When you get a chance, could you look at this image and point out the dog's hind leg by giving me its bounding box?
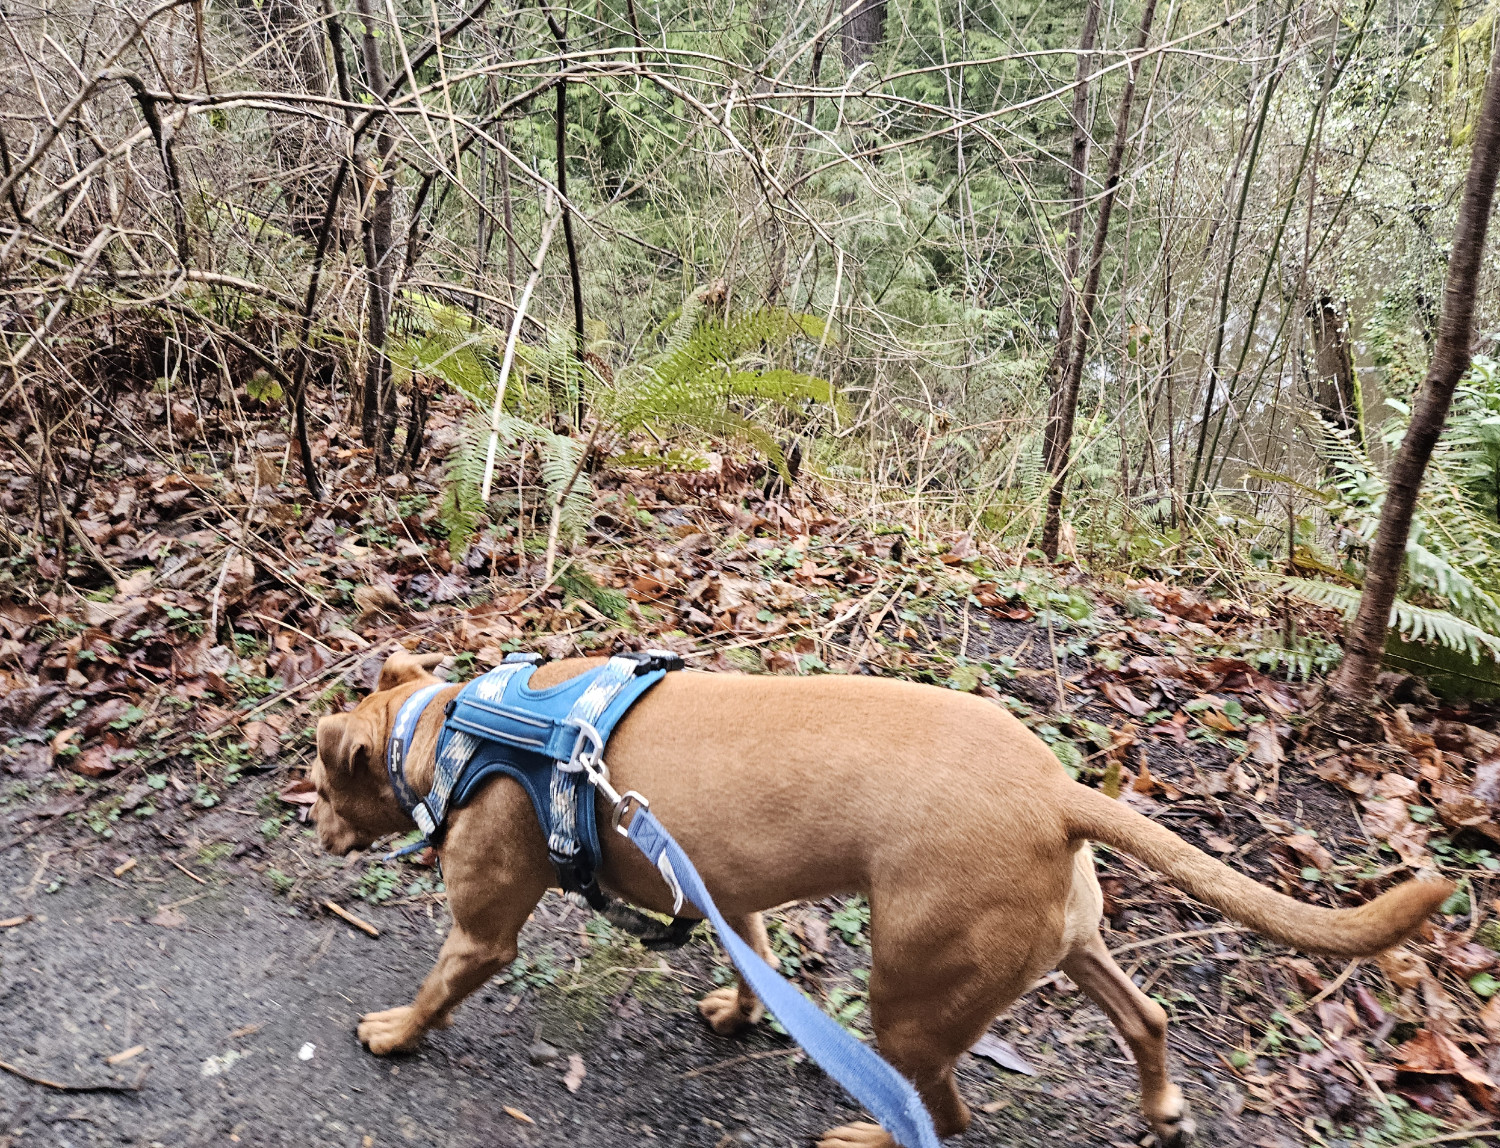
[697,912,777,1036]
[818,934,1039,1147]
[1059,932,1192,1147]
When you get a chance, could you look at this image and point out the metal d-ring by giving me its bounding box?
[563,718,605,775]
[611,790,650,837]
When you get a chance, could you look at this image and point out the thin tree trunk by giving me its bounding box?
[1306,295,1363,443]
[1323,31,1500,721]
[1185,0,1295,501]
[1043,0,1102,464]
[355,0,399,470]
[546,9,587,428]
[1039,0,1158,559]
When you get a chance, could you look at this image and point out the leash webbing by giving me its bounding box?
[625,808,941,1148]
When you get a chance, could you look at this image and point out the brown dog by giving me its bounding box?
[312,653,1451,1148]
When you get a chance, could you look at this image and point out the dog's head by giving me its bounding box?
[310,652,444,854]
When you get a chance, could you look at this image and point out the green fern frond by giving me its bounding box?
[440,417,488,558]
[556,570,631,621]
[1273,575,1500,663]
[536,431,594,541]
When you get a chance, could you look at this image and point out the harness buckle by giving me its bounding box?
[611,790,650,837]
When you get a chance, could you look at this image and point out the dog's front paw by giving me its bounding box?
[357,1006,425,1055]
[817,1121,896,1148]
[697,986,762,1036]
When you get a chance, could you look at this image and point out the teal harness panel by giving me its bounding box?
[386,653,673,909]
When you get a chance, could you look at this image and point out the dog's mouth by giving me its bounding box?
[311,797,370,856]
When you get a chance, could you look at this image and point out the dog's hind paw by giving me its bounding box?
[696,986,762,1036]
[1151,1103,1195,1148]
[357,1006,425,1055]
[817,1121,896,1148]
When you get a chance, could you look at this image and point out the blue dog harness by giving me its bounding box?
[383,651,940,1148]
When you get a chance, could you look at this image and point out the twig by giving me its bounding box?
[679,1048,801,1078]
[325,899,380,937]
[1045,607,1066,713]
[853,574,912,664]
[0,1057,145,1093]
[479,196,562,501]
[168,858,207,885]
[543,422,600,584]
[1107,924,1246,956]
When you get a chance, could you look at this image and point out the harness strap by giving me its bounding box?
[546,655,644,906]
[384,680,449,845]
[624,807,940,1148]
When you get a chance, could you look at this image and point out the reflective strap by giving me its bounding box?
[547,656,643,865]
[626,809,939,1148]
[385,683,447,820]
[547,655,641,761]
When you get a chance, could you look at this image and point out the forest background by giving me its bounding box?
[10,0,1500,1144]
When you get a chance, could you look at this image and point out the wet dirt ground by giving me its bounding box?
[0,762,1308,1148]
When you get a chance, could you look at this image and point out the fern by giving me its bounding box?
[556,569,631,621]
[605,304,837,475]
[440,409,595,559]
[439,416,488,558]
[1273,575,1500,663]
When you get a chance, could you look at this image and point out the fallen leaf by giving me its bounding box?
[1377,947,1428,990]
[504,1106,535,1124]
[1284,958,1326,995]
[1247,722,1285,766]
[149,907,187,928]
[969,1033,1036,1076]
[563,1053,586,1092]
[1352,984,1386,1027]
[1483,995,1500,1041]
[1100,681,1150,717]
[279,777,318,806]
[71,744,118,778]
[1441,941,1498,979]
[1283,834,1334,874]
[1393,1029,1497,1112]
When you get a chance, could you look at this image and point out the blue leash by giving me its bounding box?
[626,808,940,1148]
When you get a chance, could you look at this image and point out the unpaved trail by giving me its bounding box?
[0,773,1297,1148]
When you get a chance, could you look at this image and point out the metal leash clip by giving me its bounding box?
[563,717,649,837]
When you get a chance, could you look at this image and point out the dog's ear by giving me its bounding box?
[316,712,377,779]
[375,652,444,693]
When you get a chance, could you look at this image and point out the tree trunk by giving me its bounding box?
[840,0,885,66]
[546,10,587,428]
[1323,30,1500,722]
[1042,0,1102,460]
[355,0,399,471]
[1040,0,1158,559]
[1306,294,1363,443]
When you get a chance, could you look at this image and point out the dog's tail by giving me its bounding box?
[1063,782,1451,956]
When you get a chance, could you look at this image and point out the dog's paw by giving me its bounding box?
[696,986,762,1036]
[817,1121,896,1148]
[1150,1097,1195,1148]
[357,1006,424,1055]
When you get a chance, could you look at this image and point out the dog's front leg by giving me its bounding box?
[358,843,549,1055]
[697,913,778,1036]
[358,925,515,1054]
